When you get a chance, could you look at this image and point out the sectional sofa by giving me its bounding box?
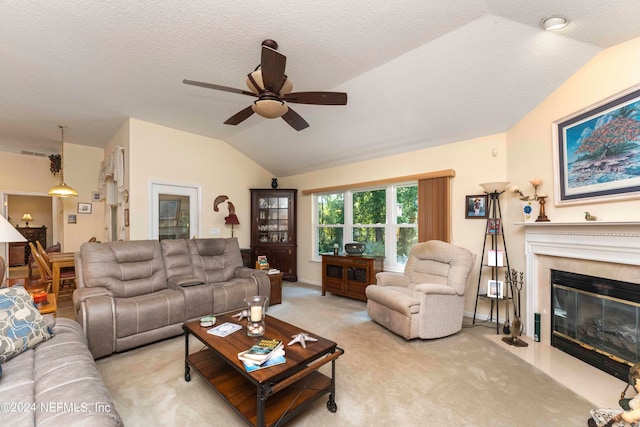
[0,285,122,426]
[73,237,270,359]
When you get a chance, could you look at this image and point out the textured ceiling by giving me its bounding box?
[1,1,639,176]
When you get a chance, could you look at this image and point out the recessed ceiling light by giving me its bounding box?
[540,15,569,31]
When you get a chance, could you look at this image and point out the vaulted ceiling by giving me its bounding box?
[2,1,639,176]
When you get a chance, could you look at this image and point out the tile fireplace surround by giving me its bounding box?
[495,221,640,407]
[523,221,640,344]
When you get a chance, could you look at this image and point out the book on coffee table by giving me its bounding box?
[207,322,242,337]
[238,338,283,365]
[239,349,286,372]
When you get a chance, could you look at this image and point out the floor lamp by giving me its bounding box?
[0,214,28,285]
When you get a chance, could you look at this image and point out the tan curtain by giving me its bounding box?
[418,176,450,242]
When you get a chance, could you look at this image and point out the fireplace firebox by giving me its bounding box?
[551,269,639,381]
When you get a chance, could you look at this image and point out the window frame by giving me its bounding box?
[312,181,418,272]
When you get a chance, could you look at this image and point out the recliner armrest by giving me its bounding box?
[73,286,114,306]
[235,267,270,297]
[413,283,457,296]
[376,271,410,287]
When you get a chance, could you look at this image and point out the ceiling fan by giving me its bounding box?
[183,39,347,131]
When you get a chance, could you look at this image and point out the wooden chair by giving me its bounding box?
[28,242,75,299]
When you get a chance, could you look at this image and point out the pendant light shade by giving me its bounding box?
[48,125,78,197]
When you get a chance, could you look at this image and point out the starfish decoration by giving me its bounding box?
[233,310,249,320]
[287,332,318,348]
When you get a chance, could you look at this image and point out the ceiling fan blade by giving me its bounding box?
[260,46,287,93]
[283,91,347,105]
[281,107,309,131]
[224,106,255,125]
[183,79,256,97]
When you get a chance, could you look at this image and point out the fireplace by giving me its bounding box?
[551,269,639,380]
[522,221,640,350]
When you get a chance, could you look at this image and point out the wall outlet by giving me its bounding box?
[210,228,220,235]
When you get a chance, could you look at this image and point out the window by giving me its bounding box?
[313,183,418,271]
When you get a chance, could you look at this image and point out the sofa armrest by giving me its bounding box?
[376,271,410,287]
[236,267,271,297]
[413,282,457,296]
[73,287,116,359]
[73,286,113,306]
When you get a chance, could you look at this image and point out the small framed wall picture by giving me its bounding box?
[125,209,129,227]
[487,280,504,299]
[68,214,77,224]
[486,218,501,234]
[78,202,92,214]
[91,191,101,202]
[465,194,488,219]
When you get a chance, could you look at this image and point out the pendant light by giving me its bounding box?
[48,125,78,197]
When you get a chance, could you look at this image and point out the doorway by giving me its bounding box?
[149,182,200,240]
[1,192,57,278]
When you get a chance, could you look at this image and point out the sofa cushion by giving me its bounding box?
[80,240,168,297]
[189,238,244,283]
[0,286,51,363]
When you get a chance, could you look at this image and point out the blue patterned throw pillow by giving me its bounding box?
[0,285,52,363]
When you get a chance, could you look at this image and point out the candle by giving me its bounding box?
[250,306,263,322]
[537,192,547,198]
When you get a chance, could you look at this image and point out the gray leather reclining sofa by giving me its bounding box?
[74,238,270,359]
[0,316,123,426]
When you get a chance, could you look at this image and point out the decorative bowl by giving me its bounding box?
[344,242,365,256]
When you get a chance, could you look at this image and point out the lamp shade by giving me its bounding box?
[48,181,78,197]
[0,215,27,243]
[479,182,511,194]
[48,125,78,197]
[225,214,240,225]
[21,213,33,222]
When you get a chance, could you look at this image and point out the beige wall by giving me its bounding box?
[0,144,104,253]
[282,35,640,319]
[280,133,508,316]
[127,119,274,246]
[8,195,53,245]
[62,143,105,251]
[504,36,640,325]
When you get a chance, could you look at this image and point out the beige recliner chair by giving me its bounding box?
[365,240,475,339]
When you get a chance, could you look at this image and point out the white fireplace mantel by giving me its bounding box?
[521,221,640,341]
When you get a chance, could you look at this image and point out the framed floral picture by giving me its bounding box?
[465,194,488,219]
[553,84,640,205]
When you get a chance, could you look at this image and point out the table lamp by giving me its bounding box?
[0,214,28,284]
[225,213,240,238]
[22,213,33,227]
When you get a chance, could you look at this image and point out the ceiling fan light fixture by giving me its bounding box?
[540,15,569,31]
[252,99,288,118]
[246,70,293,96]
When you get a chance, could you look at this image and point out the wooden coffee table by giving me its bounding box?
[183,312,343,427]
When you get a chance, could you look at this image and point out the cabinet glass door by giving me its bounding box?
[258,196,289,243]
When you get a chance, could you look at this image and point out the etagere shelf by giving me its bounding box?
[472,183,511,334]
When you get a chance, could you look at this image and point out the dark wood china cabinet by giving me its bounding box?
[250,189,297,281]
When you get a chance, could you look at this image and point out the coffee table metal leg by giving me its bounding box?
[257,386,267,427]
[184,328,191,382]
[327,346,342,412]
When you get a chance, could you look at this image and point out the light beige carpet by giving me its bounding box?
[95,283,594,426]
